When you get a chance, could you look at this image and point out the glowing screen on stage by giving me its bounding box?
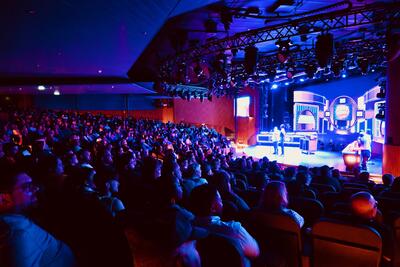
[334,104,352,121]
[236,96,250,117]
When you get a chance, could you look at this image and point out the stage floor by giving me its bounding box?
[242,145,382,175]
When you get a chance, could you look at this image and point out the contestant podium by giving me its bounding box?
[342,142,361,171]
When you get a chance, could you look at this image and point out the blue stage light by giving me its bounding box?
[271,84,278,89]
[284,82,289,86]
[299,78,305,82]
[341,74,347,78]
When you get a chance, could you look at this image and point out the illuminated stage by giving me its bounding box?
[242,146,382,175]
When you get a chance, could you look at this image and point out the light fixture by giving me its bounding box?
[54,89,60,96]
[37,85,46,91]
[271,84,278,89]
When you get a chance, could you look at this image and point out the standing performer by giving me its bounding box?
[272,127,280,154]
[358,130,372,170]
[279,124,286,156]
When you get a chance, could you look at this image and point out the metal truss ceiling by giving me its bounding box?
[164,2,400,67]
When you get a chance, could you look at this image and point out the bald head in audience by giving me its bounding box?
[350,191,378,220]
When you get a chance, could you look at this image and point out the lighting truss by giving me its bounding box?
[230,38,387,77]
[162,2,400,69]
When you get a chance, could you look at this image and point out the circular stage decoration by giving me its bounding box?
[328,96,357,132]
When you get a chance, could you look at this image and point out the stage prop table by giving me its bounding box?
[342,141,361,171]
[299,134,318,154]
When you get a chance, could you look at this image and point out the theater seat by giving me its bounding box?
[393,216,400,267]
[311,219,382,267]
[289,197,324,227]
[244,210,304,267]
[196,233,246,267]
[310,183,336,195]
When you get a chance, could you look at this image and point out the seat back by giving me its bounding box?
[343,183,369,189]
[312,219,382,267]
[393,217,400,267]
[310,183,336,194]
[290,197,324,227]
[236,189,262,208]
[380,191,400,199]
[246,210,302,267]
[319,192,343,213]
[197,233,246,267]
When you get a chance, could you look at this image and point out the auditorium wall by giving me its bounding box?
[173,96,235,136]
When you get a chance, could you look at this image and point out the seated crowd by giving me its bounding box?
[0,109,399,267]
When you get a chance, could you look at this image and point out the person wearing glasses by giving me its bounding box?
[0,168,76,267]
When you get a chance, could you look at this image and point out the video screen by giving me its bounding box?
[334,104,352,121]
[236,96,250,117]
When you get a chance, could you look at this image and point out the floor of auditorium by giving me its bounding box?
[242,145,383,176]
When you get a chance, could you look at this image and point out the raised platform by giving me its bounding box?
[242,145,383,176]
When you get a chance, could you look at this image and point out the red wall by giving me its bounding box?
[173,97,234,136]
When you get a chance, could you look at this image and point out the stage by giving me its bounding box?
[242,145,383,176]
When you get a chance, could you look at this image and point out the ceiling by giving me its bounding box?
[0,0,397,94]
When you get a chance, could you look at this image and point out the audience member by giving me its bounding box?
[257,181,304,227]
[189,184,259,259]
[0,168,76,267]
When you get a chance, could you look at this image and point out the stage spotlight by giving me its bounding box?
[286,66,295,79]
[267,68,277,82]
[299,78,305,82]
[331,60,344,77]
[304,61,317,79]
[341,73,347,78]
[375,103,385,120]
[357,56,369,74]
[276,39,292,63]
[284,82,290,86]
[271,84,278,89]
[377,80,386,98]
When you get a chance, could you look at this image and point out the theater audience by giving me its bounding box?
[1,109,399,266]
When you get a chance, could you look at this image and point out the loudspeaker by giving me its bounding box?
[244,46,258,74]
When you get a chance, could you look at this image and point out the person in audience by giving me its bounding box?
[313,165,342,192]
[189,184,259,259]
[258,181,304,227]
[0,168,76,267]
[287,171,313,199]
[98,177,125,217]
[209,170,250,212]
[349,191,393,262]
[182,162,208,198]
[382,174,394,187]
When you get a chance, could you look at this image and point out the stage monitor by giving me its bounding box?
[236,96,250,117]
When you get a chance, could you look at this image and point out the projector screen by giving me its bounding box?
[236,96,250,117]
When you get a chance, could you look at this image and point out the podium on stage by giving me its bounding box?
[342,141,361,171]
